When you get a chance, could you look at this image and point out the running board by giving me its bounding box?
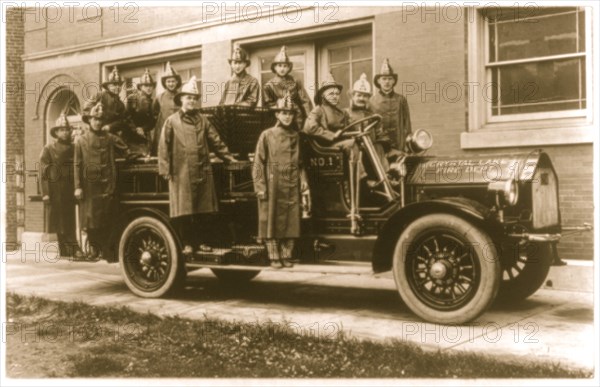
[186,262,375,276]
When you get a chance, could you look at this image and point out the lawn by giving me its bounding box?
[5,292,593,378]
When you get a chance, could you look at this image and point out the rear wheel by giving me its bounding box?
[119,216,185,297]
[497,241,552,301]
[393,214,501,324]
[211,269,261,282]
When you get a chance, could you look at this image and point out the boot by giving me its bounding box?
[266,240,283,269]
[279,239,294,268]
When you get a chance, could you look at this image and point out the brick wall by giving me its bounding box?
[374,11,593,260]
[374,11,466,158]
[5,9,25,247]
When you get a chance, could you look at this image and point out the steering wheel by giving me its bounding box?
[337,114,382,139]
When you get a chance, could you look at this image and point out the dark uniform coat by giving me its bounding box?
[40,139,76,235]
[127,90,155,153]
[303,103,350,143]
[346,103,388,169]
[370,91,412,151]
[262,75,313,129]
[74,130,129,229]
[152,90,178,155]
[219,71,260,107]
[253,123,302,239]
[158,110,233,218]
[83,90,130,135]
[128,89,156,131]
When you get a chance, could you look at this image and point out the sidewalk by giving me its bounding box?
[3,247,595,371]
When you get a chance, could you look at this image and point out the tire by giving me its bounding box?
[393,214,501,324]
[496,241,552,301]
[119,216,185,297]
[211,269,261,282]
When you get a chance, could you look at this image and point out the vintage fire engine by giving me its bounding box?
[102,106,589,324]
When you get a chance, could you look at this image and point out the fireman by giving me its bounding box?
[40,114,85,260]
[346,73,388,171]
[152,62,182,155]
[303,72,352,150]
[262,45,313,130]
[219,45,260,107]
[158,76,238,255]
[371,58,412,160]
[75,102,130,260]
[253,92,308,268]
[127,68,156,155]
[82,66,132,137]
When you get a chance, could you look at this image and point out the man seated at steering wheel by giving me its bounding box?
[302,72,353,152]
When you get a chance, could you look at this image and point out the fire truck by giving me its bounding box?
[101,106,589,324]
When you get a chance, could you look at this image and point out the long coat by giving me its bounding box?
[219,71,260,107]
[370,91,412,151]
[40,140,76,235]
[152,90,178,155]
[74,130,129,229]
[158,110,233,218]
[126,89,156,153]
[128,90,156,131]
[262,75,313,129]
[253,123,303,239]
[303,103,350,143]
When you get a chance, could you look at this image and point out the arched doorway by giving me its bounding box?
[45,88,82,143]
[43,87,85,255]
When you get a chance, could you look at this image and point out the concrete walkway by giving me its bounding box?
[3,249,595,371]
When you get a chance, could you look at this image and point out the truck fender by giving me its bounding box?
[372,198,497,273]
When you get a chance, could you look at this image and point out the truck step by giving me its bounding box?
[186,261,375,276]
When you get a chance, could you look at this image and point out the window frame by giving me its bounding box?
[249,42,317,104]
[102,47,202,104]
[464,7,594,149]
[318,33,374,108]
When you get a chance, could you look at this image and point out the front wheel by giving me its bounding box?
[119,216,185,297]
[393,214,501,324]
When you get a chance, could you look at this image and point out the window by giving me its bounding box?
[250,43,316,104]
[107,53,202,106]
[464,7,593,148]
[486,7,586,119]
[320,35,373,108]
[247,31,372,108]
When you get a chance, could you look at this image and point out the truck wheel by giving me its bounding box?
[393,214,501,324]
[211,269,261,282]
[119,216,185,298]
[497,241,552,301]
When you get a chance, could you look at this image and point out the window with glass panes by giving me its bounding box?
[322,36,372,108]
[485,7,586,116]
[259,50,307,89]
[115,54,202,107]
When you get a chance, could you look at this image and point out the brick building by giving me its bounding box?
[4,8,25,246]
[12,5,596,260]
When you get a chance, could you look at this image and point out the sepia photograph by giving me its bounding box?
[1,0,598,384]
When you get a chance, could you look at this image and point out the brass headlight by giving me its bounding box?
[487,179,519,206]
[406,129,433,153]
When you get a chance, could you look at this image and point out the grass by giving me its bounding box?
[5,292,593,378]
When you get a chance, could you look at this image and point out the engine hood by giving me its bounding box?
[406,149,556,186]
